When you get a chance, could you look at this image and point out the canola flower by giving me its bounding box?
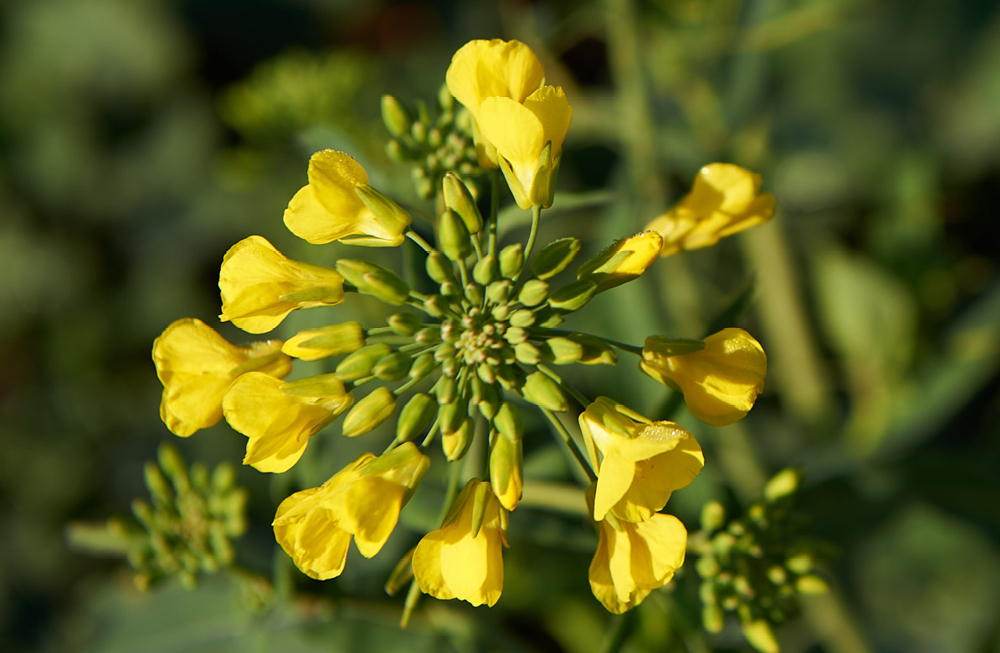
[150,38,775,617]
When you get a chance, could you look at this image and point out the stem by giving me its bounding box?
[488,169,500,257]
[406,229,435,253]
[541,408,597,482]
[515,204,542,284]
[537,363,591,409]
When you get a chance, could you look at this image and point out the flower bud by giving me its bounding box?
[438,397,468,434]
[342,387,397,437]
[515,341,542,365]
[545,336,583,364]
[426,251,455,283]
[493,402,523,443]
[486,279,512,305]
[381,95,413,138]
[489,430,522,511]
[464,283,484,305]
[442,417,474,461]
[504,327,528,345]
[373,352,413,381]
[335,259,410,305]
[473,379,501,420]
[473,255,498,286]
[336,343,391,381]
[435,375,457,404]
[409,352,437,380]
[764,468,801,503]
[388,312,422,336]
[530,237,581,279]
[548,279,597,312]
[701,501,727,532]
[442,173,483,234]
[353,186,413,246]
[499,243,524,278]
[397,393,437,442]
[577,231,663,291]
[520,371,567,412]
[566,333,617,365]
[518,279,549,306]
[281,322,364,361]
[509,308,535,327]
[439,209,472,261]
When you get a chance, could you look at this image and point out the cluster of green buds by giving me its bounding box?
[693,469,831,653]
[68,444,247,590]
[382,85,484,199]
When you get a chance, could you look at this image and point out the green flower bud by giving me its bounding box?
[374,352,413,381]
[696,555,720,579]
[385,139,413,163]
[785,553,814,575]
[439,209,471,262]
[354,186,413,242]
[490,430,522,511]
[335,343,391,381]
[464,283,484,305]
[381,95,413,138]
[701,501,727,532]
[509,308,536,327]
[438,397,468,434]
[499,243,524,278]
[415,325,441,344]
[764,468,802,503]
[545,337,583,364]
[282,322,365,361]
[426,251,455,283]
[476,363,495,384]
[504,327,528,344]
[409,352,437,380]
[442,173,483,234]
[435,375,457,403]
[342,387,397,437]
[336,259,410,305]
[548,280,598,312]
[439,280,461,298]
[766,566,787,586]
[442,417,474,462]
[486,279,512,305]
[530,237,581,279]
[494,402,523,443]
[741,620,779,653]
[144,463,173,507]
[490,303,511,321]
[518,279,549,306]
[474,380,501,420]
[495,363,524,390]
[520,371,567,411]
[796,575,830,595]
[515,341,542,365]
[384,547,415,597]
[535,308,563,328]
[422,295,451,318]
[397,393,437,442]
[411,120,427,144]
[473,255,498,286]
[438,83,455,112]
[157,444,187,486]
[703,603,725,634]
[388,312,422,336]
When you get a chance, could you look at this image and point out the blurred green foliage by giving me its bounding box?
[1,0,999,652]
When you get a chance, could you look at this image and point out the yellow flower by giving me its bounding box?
[219,235,345,334]
[445,39,546,167]
[579,397,704,522]
[589,507,688,614]
[413,479,508,607]
[641,328,767,427]
[272,443,430,580]
[152,318,291,438]
[477,85,572,209]
[222,371,353,473]
[577,231,664,291]
[283,149,411,247]
[646,163,775,257]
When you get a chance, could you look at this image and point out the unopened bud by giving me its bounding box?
[342,387,397,437]
[335,343,391,381]
[464,283,483,305]
[796,575,830,595]
[494,402,523,442]
[764,468,802,503]
[397,393,437,442]
[442,173,483,234]
[373,352,413,381]
[701,501,727,532]
[548,280,597,312]
[515,341,542,365]
[486,279,512,304]
[442,417,474,461]
[435,375,457,404]
[282,322,364,361]
[474,255,498,286]
[439,209,472,261]
[426,251,455,283]
[546,337,583,364]
[354,186,412,243]
[531,237,581,280]
[520,371,567,411]
[509,308,535,327]
[438,397,468,434]
[490,431,522,511]
[336,259,410,305]
[499,243,524,278]
[388,312,422,336]
[381,95,413,138]
[518,279,549,306]
[409,352,436,380]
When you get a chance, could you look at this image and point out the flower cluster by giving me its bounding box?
[152,38,771,615]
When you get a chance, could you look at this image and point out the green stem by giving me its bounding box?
[537,363,591,409]
[516,205,542,284]
[541,408,597,482]
[488,169,500,257]
[406,229,435,253]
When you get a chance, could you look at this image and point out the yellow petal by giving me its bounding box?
[219,235,344,333]
[521,85,572,158]
[446,39,544,118]
[478,96,545,196]
[687,163,760,216]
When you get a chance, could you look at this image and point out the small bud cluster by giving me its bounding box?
[382,86,484,199]
[126,444,247,590]
[693,470,830,653]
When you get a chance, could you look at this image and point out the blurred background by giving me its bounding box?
[1,0,999,651]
